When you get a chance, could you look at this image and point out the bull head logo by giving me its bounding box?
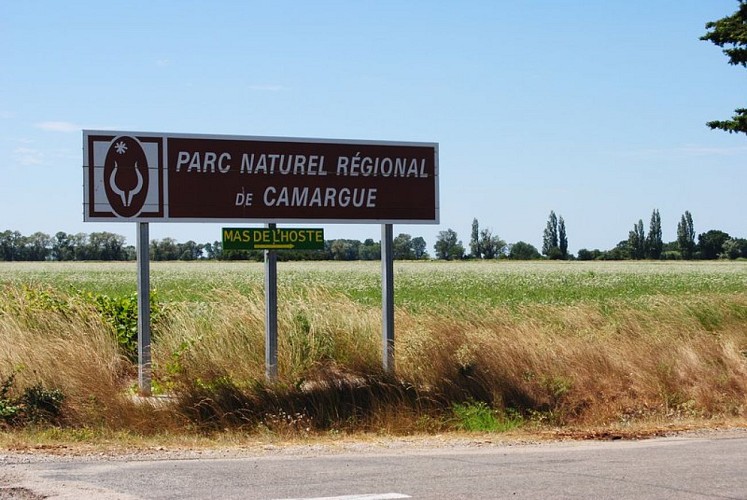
[103,136,149,217]
[109,161,143,207]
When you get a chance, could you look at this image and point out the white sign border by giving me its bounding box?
[83,130,439,225]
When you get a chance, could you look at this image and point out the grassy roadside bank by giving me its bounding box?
[1,261,746,444]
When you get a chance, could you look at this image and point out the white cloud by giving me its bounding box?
[13,147,44,166]
[36,121,81,133]
[9,137,33,144]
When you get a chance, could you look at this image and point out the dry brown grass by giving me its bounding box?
[1,283,746,437]
[153,287,382,387]
[0,285,180,432]
[157,288,747,431]
[396,296,747,425]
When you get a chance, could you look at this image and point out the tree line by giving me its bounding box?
[574,210,747,261]
[432,209,746,261]
[0,230,429,262]
[0,231,131,262]
[1,209,745,262]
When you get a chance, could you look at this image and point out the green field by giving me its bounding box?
[2,260,746,308]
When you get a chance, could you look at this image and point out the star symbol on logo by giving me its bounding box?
[114,141,128,154]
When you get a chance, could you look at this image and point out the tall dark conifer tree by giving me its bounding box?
[646,209,663,259]
[542,211,559,257]
[558,216,568,259]
[677,211,696,259]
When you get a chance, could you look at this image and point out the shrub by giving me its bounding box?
[82,290,165,362]
[0,372,64,426]
[451,401,522,432]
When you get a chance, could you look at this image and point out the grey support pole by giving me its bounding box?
[265,223,278,381]
[136,222,151,396]
[381,223,395,373]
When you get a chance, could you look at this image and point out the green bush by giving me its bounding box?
[83,291,164,362]
[0,373,21,421]
[0,372,64,426]
[451,401,522,432]
[20,383,65,423]
[7,285,165,364]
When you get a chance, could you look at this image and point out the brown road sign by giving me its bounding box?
[83,131,439,224]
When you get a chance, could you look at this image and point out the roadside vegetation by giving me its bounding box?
[0,261,746,444]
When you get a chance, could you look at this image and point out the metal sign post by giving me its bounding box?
[136,222,151,395]
[381,224,395,373]
[265,223,278,381]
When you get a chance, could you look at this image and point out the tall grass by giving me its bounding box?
[158,287,747,431]
[0,261,746,435]
[395,296,747,424]
[0,285,179,432]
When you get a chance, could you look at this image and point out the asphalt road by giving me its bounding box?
[2,432,746,499]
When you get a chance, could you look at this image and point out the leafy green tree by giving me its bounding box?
[359,238,381,260]
[70,233,89,260]
[508,241,541,260]
[469,218,481,259]
[222,248,261,261]
[52,231,75,261]
[698,230,731,259]
[542,211,559,257]
[603,240,631,260]
[0,230,22,261]
[151,237,180,261]
[577,248,593,261]
[88,232,126,260]
[392,233,415,260]
[645,209,663,259]
[203,241,222,260]
[661,241,681,260]
[677,211,696,259]
[479,228,506,259]
[628,219,646,259]
[577,248,603,261]
[434,229,465,260]
[25,232,52,261]
[723,237,747,259]
[179,240,203,260]
[558,216,568,259]
[330,239,360,260]
[411,236,428,260]
[541,211,568,259]
[124,245,136,260]
[701,1,747,134]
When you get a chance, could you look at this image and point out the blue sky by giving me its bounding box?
[1,1,744,254]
